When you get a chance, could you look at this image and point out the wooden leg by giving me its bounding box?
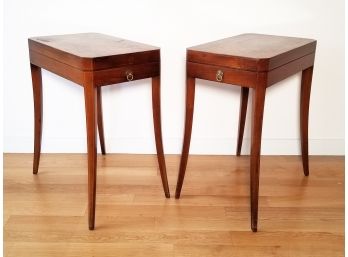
[31,64,43,175]
[300,66,313,176]
[250,85,266,232]
[97,87,106,155]
[236,87,249,156]
[175,77,196,199]
[84,73,97,230]
[152,76,170,198]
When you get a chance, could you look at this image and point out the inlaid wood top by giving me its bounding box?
[29,33,159,58]
[28,33,160,71]
[187,33,316,71]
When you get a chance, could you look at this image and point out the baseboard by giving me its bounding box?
[3,136,344,155]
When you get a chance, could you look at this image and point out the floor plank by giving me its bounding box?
[3,154,344,257]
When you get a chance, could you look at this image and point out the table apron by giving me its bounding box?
[187,52,315,88]
[94,62,160,86]
[266,53,315,87]
[29,50,85,86]
[187,62,258,88]
[30,50,160,87]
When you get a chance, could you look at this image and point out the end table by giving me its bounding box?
[175,33,316,232]
[28,33,170,230]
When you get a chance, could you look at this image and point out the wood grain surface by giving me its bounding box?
[4,154,344,257]
[28,33,167,229]
[29,33,160,70]
[180,34,316,232]
[187,33,316,71]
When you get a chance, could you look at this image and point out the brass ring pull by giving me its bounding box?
[216,70,223,82]
[125,70,134,81]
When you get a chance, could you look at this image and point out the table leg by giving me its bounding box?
[97,87,106,155]
[250,85,266,232]
[236,87,249,156]
[152,76,170,198]
[31,64,43,174]
[175,77,196,199]
[300,66,313,176]
[84,73,97,230]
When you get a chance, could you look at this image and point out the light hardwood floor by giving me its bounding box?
[3,154,344,257]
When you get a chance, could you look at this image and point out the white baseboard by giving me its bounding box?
[3,136,344,155]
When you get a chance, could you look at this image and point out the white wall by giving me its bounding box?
[3,0,345,155]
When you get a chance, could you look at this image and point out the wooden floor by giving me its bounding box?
[3,154,344,257]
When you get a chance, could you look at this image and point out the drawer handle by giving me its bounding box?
[216,70,223,82]
[125,70,134,81]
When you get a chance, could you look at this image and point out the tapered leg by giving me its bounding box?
[175,77,196,199]
[152,76,170,198]
[236,87,249,156]
[31,64,43,174]
[250,85,266,232]
[300,66,313,176]
[84,73,97,230]
[97,87,106,155]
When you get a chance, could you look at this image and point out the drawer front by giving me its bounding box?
[94,62,160,86]
[187,62,258,88]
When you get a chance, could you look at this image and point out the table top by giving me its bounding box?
[187,33,316,71]
[29,33,159,58]
[28,33,160,71]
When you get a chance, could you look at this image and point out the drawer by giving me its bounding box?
[30,49,159,87]
[94,62,160,86]
[187,62,258,88]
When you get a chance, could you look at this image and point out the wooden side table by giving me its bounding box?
[175,33,316,232]
[28,33,170,230]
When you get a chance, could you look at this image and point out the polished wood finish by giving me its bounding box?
[30,64,43,174]
[29,50,85,86]
[236,87,249,156]
[96,87,106,155]
[83,73,98,230]
[94,62,160,86]
[267,52,315,86]
[187,33,316,71]
[176,34,316,232]
[186,54,315,89]
[250,83,267,232]
[152,76,170,198]
[300,66,313,176]
[29,33,160,70]
[28,33,170,230]
[175,77,196,199]
[187,62,258,87]
[4,154,344,257]
[186,53,315,89]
